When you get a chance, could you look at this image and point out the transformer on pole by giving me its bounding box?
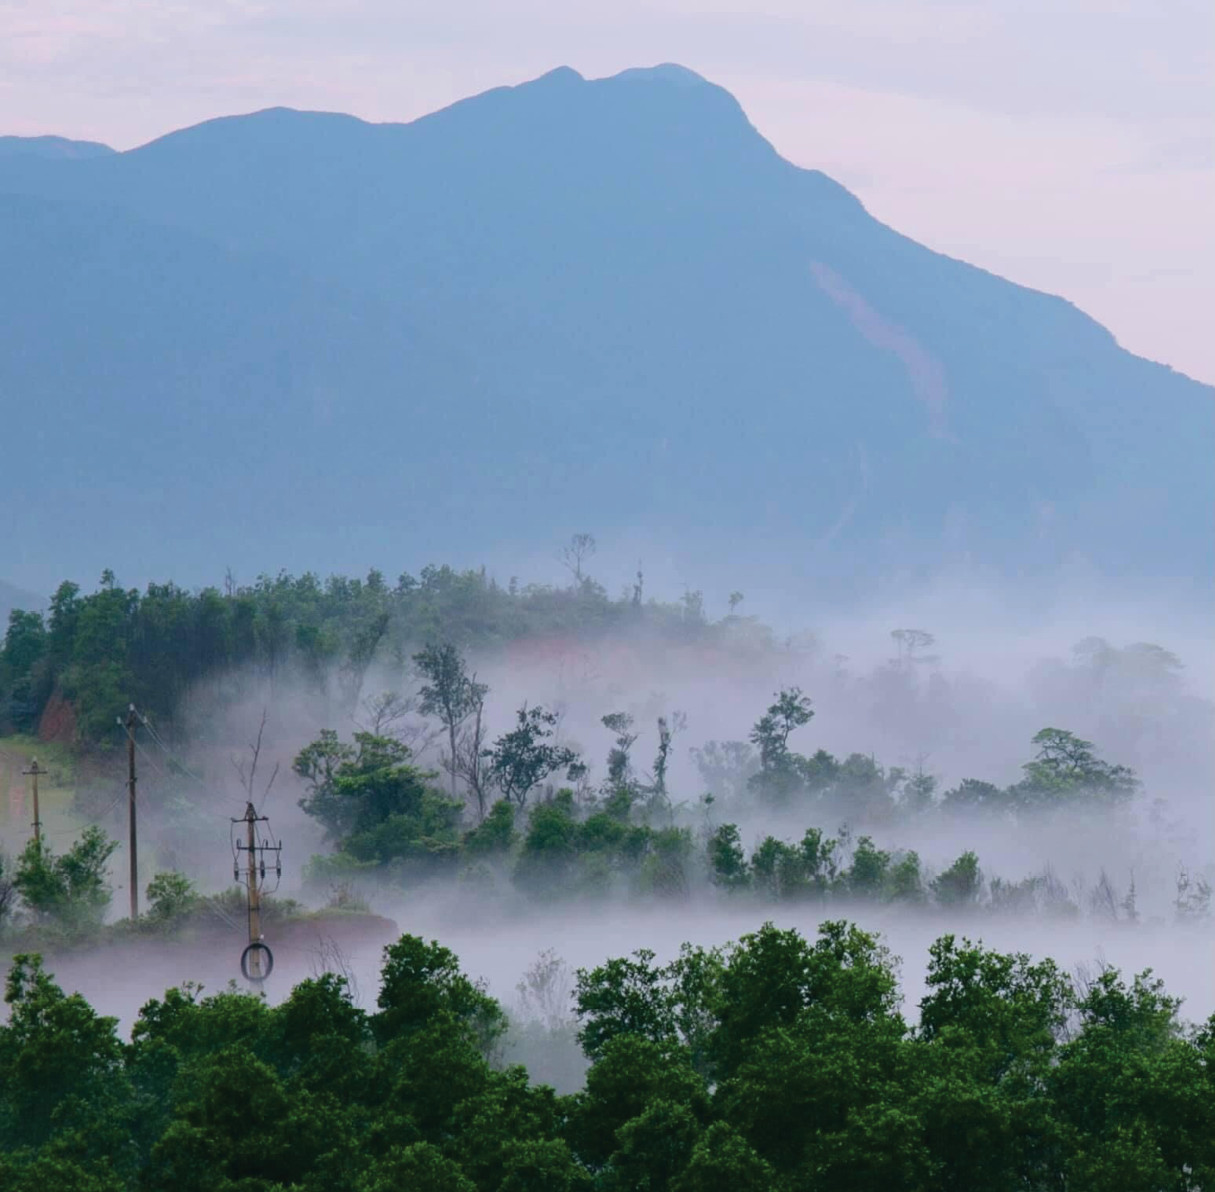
[231,802,282,983]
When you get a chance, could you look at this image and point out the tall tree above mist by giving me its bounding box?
[747,688,814,805]
[413,643,487,801]
[559,533,597,586]
[1012,728,1138,809]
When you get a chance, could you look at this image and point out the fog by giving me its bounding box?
[4,576,1212,1053]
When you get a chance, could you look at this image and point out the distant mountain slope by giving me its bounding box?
[0,135,114,160]
[0,66,1210,593]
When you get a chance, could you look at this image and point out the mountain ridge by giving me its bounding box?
[0,65,1209,596]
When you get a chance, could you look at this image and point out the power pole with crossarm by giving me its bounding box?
[21,758,45,844]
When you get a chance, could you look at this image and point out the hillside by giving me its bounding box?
[1,65,1210,595]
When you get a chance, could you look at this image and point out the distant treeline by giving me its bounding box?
[0,557,742,743]
[0,924,1211,1191]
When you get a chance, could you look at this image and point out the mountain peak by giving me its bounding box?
[606,63,710,87]
[533,65,584,85]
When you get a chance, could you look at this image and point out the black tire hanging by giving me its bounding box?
[240,941,274,981]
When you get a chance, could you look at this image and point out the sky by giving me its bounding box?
[3,0,1212,383]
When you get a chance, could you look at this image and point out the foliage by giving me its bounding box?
[485,705,580,808]
[1011,727,1139,808]
[747,687,814,804]
[0,565,743,744]
[0,926,1209,1190]
[295,731,462,866]
[413,643,488,800]
[13,828,117,930]
[144,871,199,925]
[931,850,982,905]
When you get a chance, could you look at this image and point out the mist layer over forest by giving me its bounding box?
[0,555,1212,1192]
[1,557,1210,1028]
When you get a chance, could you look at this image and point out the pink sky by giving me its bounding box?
[3,0,1211,383]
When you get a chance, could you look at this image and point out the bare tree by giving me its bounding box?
[310,934,362,1007]
[452,679,494,820]
[515,949,574,1031]
[559,533,596,585]
[359,690,414,736]
[231,708,279,809]
[355,690,441,754]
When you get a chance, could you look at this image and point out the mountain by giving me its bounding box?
[0,65,1210,596]
[0,135,114,160]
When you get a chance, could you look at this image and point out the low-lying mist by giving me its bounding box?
[8,575,1207,1045]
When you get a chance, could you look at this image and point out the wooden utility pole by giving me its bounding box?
[244,802,263,979]
[127,705,139,919]
[21,758,44,844]
[233,801,280,983]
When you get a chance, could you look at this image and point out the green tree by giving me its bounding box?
[1013,728,1138,808]
[144,871,199,925]
[463,798,517,856]
[1048,968,1210,1190]
[14,828,117,930]
[601,711,638,788]
[358,1142,476,1192]
[375,934,505,1053]
[295,731,461,864]
[486,705,579,807]
[575,949,677,1061]
[672,1122,774,1192]
[414,643,487,800]
[931,850,983,905]
[1,609,48,732]
[747,688,814,805]
[605,1099,701,1191]
[712,921,900,1078]
[846,835,891,899]
[706,823,750,891]
[0,955,130,1158]
[941,777,1005,814]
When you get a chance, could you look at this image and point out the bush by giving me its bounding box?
[14,828,117,930]
[145,871,199,925]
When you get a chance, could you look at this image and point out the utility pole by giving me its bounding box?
[21,758,45,844]
[127,704,138,919]
[232,802,281,983]
[244,802,262,978]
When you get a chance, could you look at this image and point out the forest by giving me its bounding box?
[0,922,1211,1191]
[1,560,1207,942]
[0,559,1211,1188]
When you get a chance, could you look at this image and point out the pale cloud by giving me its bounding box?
[1,0,1210,381]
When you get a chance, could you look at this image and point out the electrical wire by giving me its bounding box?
[137,711,208,787]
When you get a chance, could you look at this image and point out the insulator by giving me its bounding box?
[260,861,266,879]
[234,866,239,881]
[276,864,282,878]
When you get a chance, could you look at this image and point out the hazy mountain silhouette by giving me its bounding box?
[0,135,114,160]
[1,65,1210,595]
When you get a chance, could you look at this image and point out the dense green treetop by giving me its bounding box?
[0,924,1210,1191]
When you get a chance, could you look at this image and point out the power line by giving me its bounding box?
[137,712,208,787]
